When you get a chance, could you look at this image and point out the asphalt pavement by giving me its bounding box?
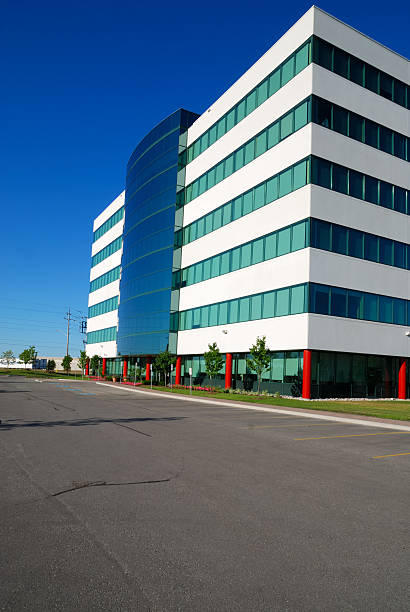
[1,376,410,611]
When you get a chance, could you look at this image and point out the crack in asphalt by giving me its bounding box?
[51,477,175,497]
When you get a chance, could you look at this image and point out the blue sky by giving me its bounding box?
[1,0,409,359]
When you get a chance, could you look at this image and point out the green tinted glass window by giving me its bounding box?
[281,56,295,85]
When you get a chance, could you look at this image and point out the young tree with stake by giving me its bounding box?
[247,336,271,395]
[204,342,224,388]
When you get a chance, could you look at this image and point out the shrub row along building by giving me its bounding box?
[86,6,410,398]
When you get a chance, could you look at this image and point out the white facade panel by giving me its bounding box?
[88,280,120,308]
[86,311,118,333]
[86,341,117,359]
[91,220,124,257]
[177,313,309,356]
[89,250,123,282]
[92,191,125,232]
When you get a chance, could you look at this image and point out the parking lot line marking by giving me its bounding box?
[372,452,410,459]
[294,432,410,441]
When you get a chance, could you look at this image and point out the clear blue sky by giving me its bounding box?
[1,0,409,359]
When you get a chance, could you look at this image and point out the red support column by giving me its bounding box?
[225,353,232,389]
[175,356,181,385]
[123,359,128,381]
[302,349,312,399]
[102,358,107,377]
[146,358,151,381]
[398,358,406,400]
[85,359,89,376]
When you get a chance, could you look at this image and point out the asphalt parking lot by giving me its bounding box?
[1,376,410,611]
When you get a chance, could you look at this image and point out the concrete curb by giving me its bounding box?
[95,382,410,432]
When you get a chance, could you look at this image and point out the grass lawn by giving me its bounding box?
[0,369,84,380]
[134,384,410,422]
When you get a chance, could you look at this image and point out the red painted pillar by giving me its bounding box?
[123,359,128,381]
[302,349,312,399]
[102,358,107,377]
[85,359,89,376]
[146,358,151,381]
[398,358,406,400]
[175,356,181,385]
[225,353,232,389]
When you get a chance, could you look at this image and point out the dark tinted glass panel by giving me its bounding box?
[332,164,348,194]
[333,47,349,78]
[365,176,379,204]
[394,133,406,160]
[350,56,364,86]
[379,181,393,209]
[394,187,406,214]
[364,234,378,262]
[349,170,363,200]
[380,73,393,100]
[365,64,379,93]
[379,238,393,266]
[365,120,379,148]
[313,98,332,128]
[312,157,331,189]
[312,220,331,250]
[314,38,332,70]
[331,287,347,317]
[332,225,347,255]
[364,294,378,321]
[394,300,406,325]
[348,290,363,319]
[349,113,364,142]
[394,81,406,106]
[379,296,393,323]
[311,285,330,315]
[333,106,348,136]
[394,243,406,269]
[348,229,363,258]
[379,127,393,154]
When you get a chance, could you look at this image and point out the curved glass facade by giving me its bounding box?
[117,109,198,356]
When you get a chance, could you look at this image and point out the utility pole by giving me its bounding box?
[64,308,72,356]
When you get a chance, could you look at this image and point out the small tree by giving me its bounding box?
[77,351,88,373]
[46,359,56,373]
[247,336,271,394]
[154,351,176,385]
[204,342,224,388]
[90,354,100,375]
[62,355,73,374]
[19,346,36,369]
[1,350,15,369]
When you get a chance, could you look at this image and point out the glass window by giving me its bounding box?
[205,214,213,234]
[231,246,241,271]
[207,167,216,189]
[364,234,378,262]
[243,191,253,215]
[295,42,309,73]
[348,290,363,319]
[379,238,393,266]
[394,299,406,325]
[236,99,246,122]
[394,242,406,269]
[209,125,217,146]
[239,297,250,322]
[234,147,245,171]
[311,284,330,315]
[193,308,201,328]
[262,291,275,318]
[294,101,308,131]
[266,175,279,202]
[332,225,348,255]
[379,127,393,154]
[281,56,295,85]
[365,120,379,148]
[220,252,230,275]
[277,227,291,256]
[211,255,221,278]
[290,284,306,314]
[312,157,331,189]
[245,90,257,115]
[244,140,255,164]
[332,164,348,194]
[264,233,277,259]
[350,56,364,86]
[280,112,293,139]
[292,221,306,251]
[222,202,232,225]
[279,168,292,197]
[200,132,209,153]
[215,161,225,183]
[226,108,236,131]
[348,229,363,258]
[394,133,406,160]
[194,262,203,284]
[213,207,222,231]
[380,73,393,101]
[250,294,262,320]
[241,243,252,267]
[219,302,228,325]
[201,305,209,327]
[268,69,281,96]
[393,187,406,214]
[331,287,347,317]
[252,238,264,264]
[267,122,280,148]
[276,287,290,316]
[197,217,205,238]
[293,160,307,189]
[349,169,363,200]
[256,132,267,157]
[379,181,393,209]
[364,294,378,321]
[225,155,234,177]
[312,219,331,250]
[333,47,349,78]
[257,79,268,105]
[379,296,393,323]
[365,64,379,93]
[365,176,379,204]
[314,37,332,70]
[313,98,332,128]
[349,113,364,142]
[209,304,219,326]
[333,106,348,136]
[254,184,265,209]
[203,259,211,281]
[394,81,406,106]
[232,196,242,220]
